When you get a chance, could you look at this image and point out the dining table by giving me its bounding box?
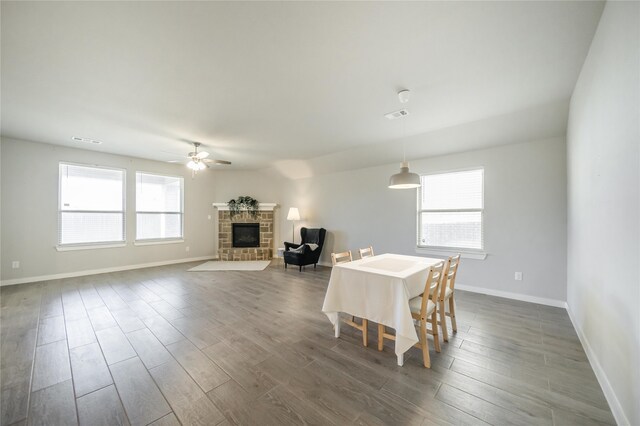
[322,253,443,366]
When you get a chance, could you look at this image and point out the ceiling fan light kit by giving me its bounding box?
[187,160,206,171]
[183,141,231,175]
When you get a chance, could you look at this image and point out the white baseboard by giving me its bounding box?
[455,283,567,308]
[566,304,629,426]
[0,255,217,287]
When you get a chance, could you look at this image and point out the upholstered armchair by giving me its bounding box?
[283,227,326,271]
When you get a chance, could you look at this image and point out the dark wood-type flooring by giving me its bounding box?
[0,261,614,425]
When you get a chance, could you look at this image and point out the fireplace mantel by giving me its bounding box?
[212,202,278,211]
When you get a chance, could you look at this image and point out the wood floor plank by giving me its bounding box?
[95,327,137,365]
[109,357,171,426]
[76,384,130,426]
[0,327,37,425]
[258,384,336,425]
[110,308,146,333]
[66,317,97,349]
[31,339,71,392]
[148,300,184,321]
[125,328,172,369]
[148,413,181,426]
[436,383,550,426]
[202,342,277,399]
[142,315,185,346]
[69,342,113,397]
[165,339,230,392]
[206,379,283,425]
[28,380,77,426]
[149,359,225,425]
[36,315,66,346]
[87,306,118,331]
[169,316,221,349]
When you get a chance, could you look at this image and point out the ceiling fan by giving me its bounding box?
[177,142,231,173]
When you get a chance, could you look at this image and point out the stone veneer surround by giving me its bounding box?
[216,206,275,261]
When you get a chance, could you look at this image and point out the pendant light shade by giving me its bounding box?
[388,161,421,189]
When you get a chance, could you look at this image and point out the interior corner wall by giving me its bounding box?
[566,2,640,425]
[280,136,568,304]
[0,137,217,284]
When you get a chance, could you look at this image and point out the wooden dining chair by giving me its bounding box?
[437,254,461,342]
[377,261,445,368]
[331,251,352,265]
[331,251,369,346]
[358,246,374,259]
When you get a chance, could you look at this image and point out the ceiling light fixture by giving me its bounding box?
[388,89,421,190]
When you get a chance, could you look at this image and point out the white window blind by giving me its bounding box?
[59,163,126,245]
[136,172,183,241]
[418,169,484,250]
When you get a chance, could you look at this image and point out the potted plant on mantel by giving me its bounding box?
[227,196,260,219]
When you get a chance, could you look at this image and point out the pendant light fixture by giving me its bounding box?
[388,89,421,189]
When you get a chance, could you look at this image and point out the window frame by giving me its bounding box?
[57,162,127,249]
[134,171,185,243]
[416,167,486,257]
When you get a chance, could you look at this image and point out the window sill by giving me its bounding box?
[415,247,487,260]
[56,243,126,252]
[134,239,184,246]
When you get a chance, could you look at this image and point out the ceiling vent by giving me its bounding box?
[384,109,409,120]
[72,136,102,144]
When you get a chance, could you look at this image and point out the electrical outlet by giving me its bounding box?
[515,272,523,281]
[11,261,20,269]
[207,215,211,220]
[185,246,190,252]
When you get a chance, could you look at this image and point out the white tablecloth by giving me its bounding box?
[322,253,442,357]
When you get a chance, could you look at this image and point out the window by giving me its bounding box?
[59,163,126,246]
[418,168,484,251]
[136,172,183,241]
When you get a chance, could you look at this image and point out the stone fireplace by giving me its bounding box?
[213,203,277,261]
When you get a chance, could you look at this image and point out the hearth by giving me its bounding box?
[232,223,260,248]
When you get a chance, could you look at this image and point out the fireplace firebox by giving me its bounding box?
[232,223,260,248]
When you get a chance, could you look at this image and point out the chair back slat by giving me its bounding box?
[331,251,353,266]
[359,246,374,259]
[446,254,461,289]
[418,262,444,316]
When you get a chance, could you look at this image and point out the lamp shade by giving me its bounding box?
[287,207,300,221]
[389,162,421,189]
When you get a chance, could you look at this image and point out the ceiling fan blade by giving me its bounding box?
[196,151,210,159]
[203,158,232,165]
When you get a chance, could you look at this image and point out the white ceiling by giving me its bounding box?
[1,1,603,173]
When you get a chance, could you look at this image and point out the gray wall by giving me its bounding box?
[1,137,217,282]
[278,137,568,303]
[566,2,640,425]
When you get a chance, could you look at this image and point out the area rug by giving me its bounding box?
[188,260,271,272]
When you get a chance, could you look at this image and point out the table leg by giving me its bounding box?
[334,319,340,338]
[397,353,404,366]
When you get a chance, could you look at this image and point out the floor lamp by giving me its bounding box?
[287,207,300,243]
